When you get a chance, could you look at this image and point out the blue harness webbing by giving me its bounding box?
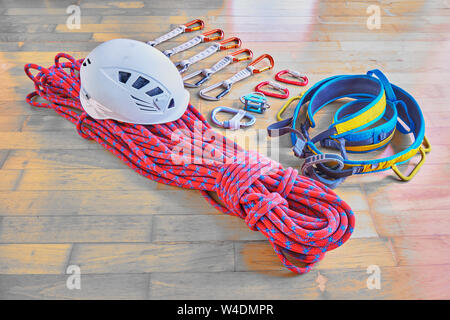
[267,69,430,188]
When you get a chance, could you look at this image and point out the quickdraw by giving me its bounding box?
[267,69,431,188]
[239,92,270,114]
[147,19,205,47]
[183,48,253,87]
[163,28,224,57]
[255,81,290,99]
[175,37,242,74]
[210,106,256,130]
[199,54,275,101]
[275,69,308,86]
[24,52,355,275]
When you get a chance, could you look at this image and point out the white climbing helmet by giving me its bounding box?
[79,38,190,124]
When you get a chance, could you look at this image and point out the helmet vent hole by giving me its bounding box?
[87,58,91,64]
[118,71,131,83]
[168,98,175,109]
[146,87,163,97]
[132,76,150,89]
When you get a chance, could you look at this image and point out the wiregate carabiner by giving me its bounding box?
[210,106,256,130]
[183,48,253,88]
[275,69,308,86]
[175,37,243,74]
[183,19,205,32]
[248,54,275,73]
[255,81,290,99]
[147,19,205,47]
[202,28,226,42]
[163,29,225,57]
[199,54,275,101]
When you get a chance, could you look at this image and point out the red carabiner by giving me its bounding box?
[255,81,289,99]
[275,69,308,86]
[230,48,253,62]
[183,19,205,32]
[248,54,275,74]
[218,37,242,50]
[202,29,225,42]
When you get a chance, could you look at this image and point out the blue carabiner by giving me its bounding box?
[210,106,256,130]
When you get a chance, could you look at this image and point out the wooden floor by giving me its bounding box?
[0,0,449,300]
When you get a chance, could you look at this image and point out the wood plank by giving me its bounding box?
[149,264,450,299]
[235,238,397,272]
[2,149,126,169]
[0,216,152,243]
[15,169,159,191]
[391,236,450,266]
[0,189,216,216]
[0,132,101,149]
[0,244,71,274]
[365,184,450,214]
[0,274,149,299]
[0,170,21,191]
[371,210,450,237]
[69,242,234,273]
[152,210,377,242]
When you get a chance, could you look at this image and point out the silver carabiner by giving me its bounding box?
[183,69,211,88]
[198,81,232,101]
[210,106,256,130]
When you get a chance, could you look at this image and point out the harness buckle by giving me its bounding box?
[240,92,270,114]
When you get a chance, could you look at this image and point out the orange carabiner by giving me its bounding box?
[202,29,225,42]
[183,19,205,32]
[230,48,253,62]
[248,54,275,73]
[218,37,242,50]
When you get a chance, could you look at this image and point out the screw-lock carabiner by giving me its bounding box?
[147,19,205,47]
[210,106,256,130]
[255,81,290,99]
[183,48,253,88]
[275,69,308,86]
[163,29,225,57]
[199,54,275,101]
[174,37,243,74]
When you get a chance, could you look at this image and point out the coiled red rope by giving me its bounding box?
[24,53,355,274]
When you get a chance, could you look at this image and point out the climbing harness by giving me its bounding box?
[24,48,355,275]
[174,37,242,74]
[183,48,253,87]
[147,19,204,47]
[199,54,275,101]
[275,69,308,86]
[267,69,430,188]
[163,28,224,57]
[210,106,256,130]
[239,92,270,114]
[255,81,290,99]
[79,39,189,124]
[276,93,305,121]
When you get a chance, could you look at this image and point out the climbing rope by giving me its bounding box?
[24,53,355,274]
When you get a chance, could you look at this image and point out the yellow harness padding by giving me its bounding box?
[334,93,386,135]
[343,130,395,153]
